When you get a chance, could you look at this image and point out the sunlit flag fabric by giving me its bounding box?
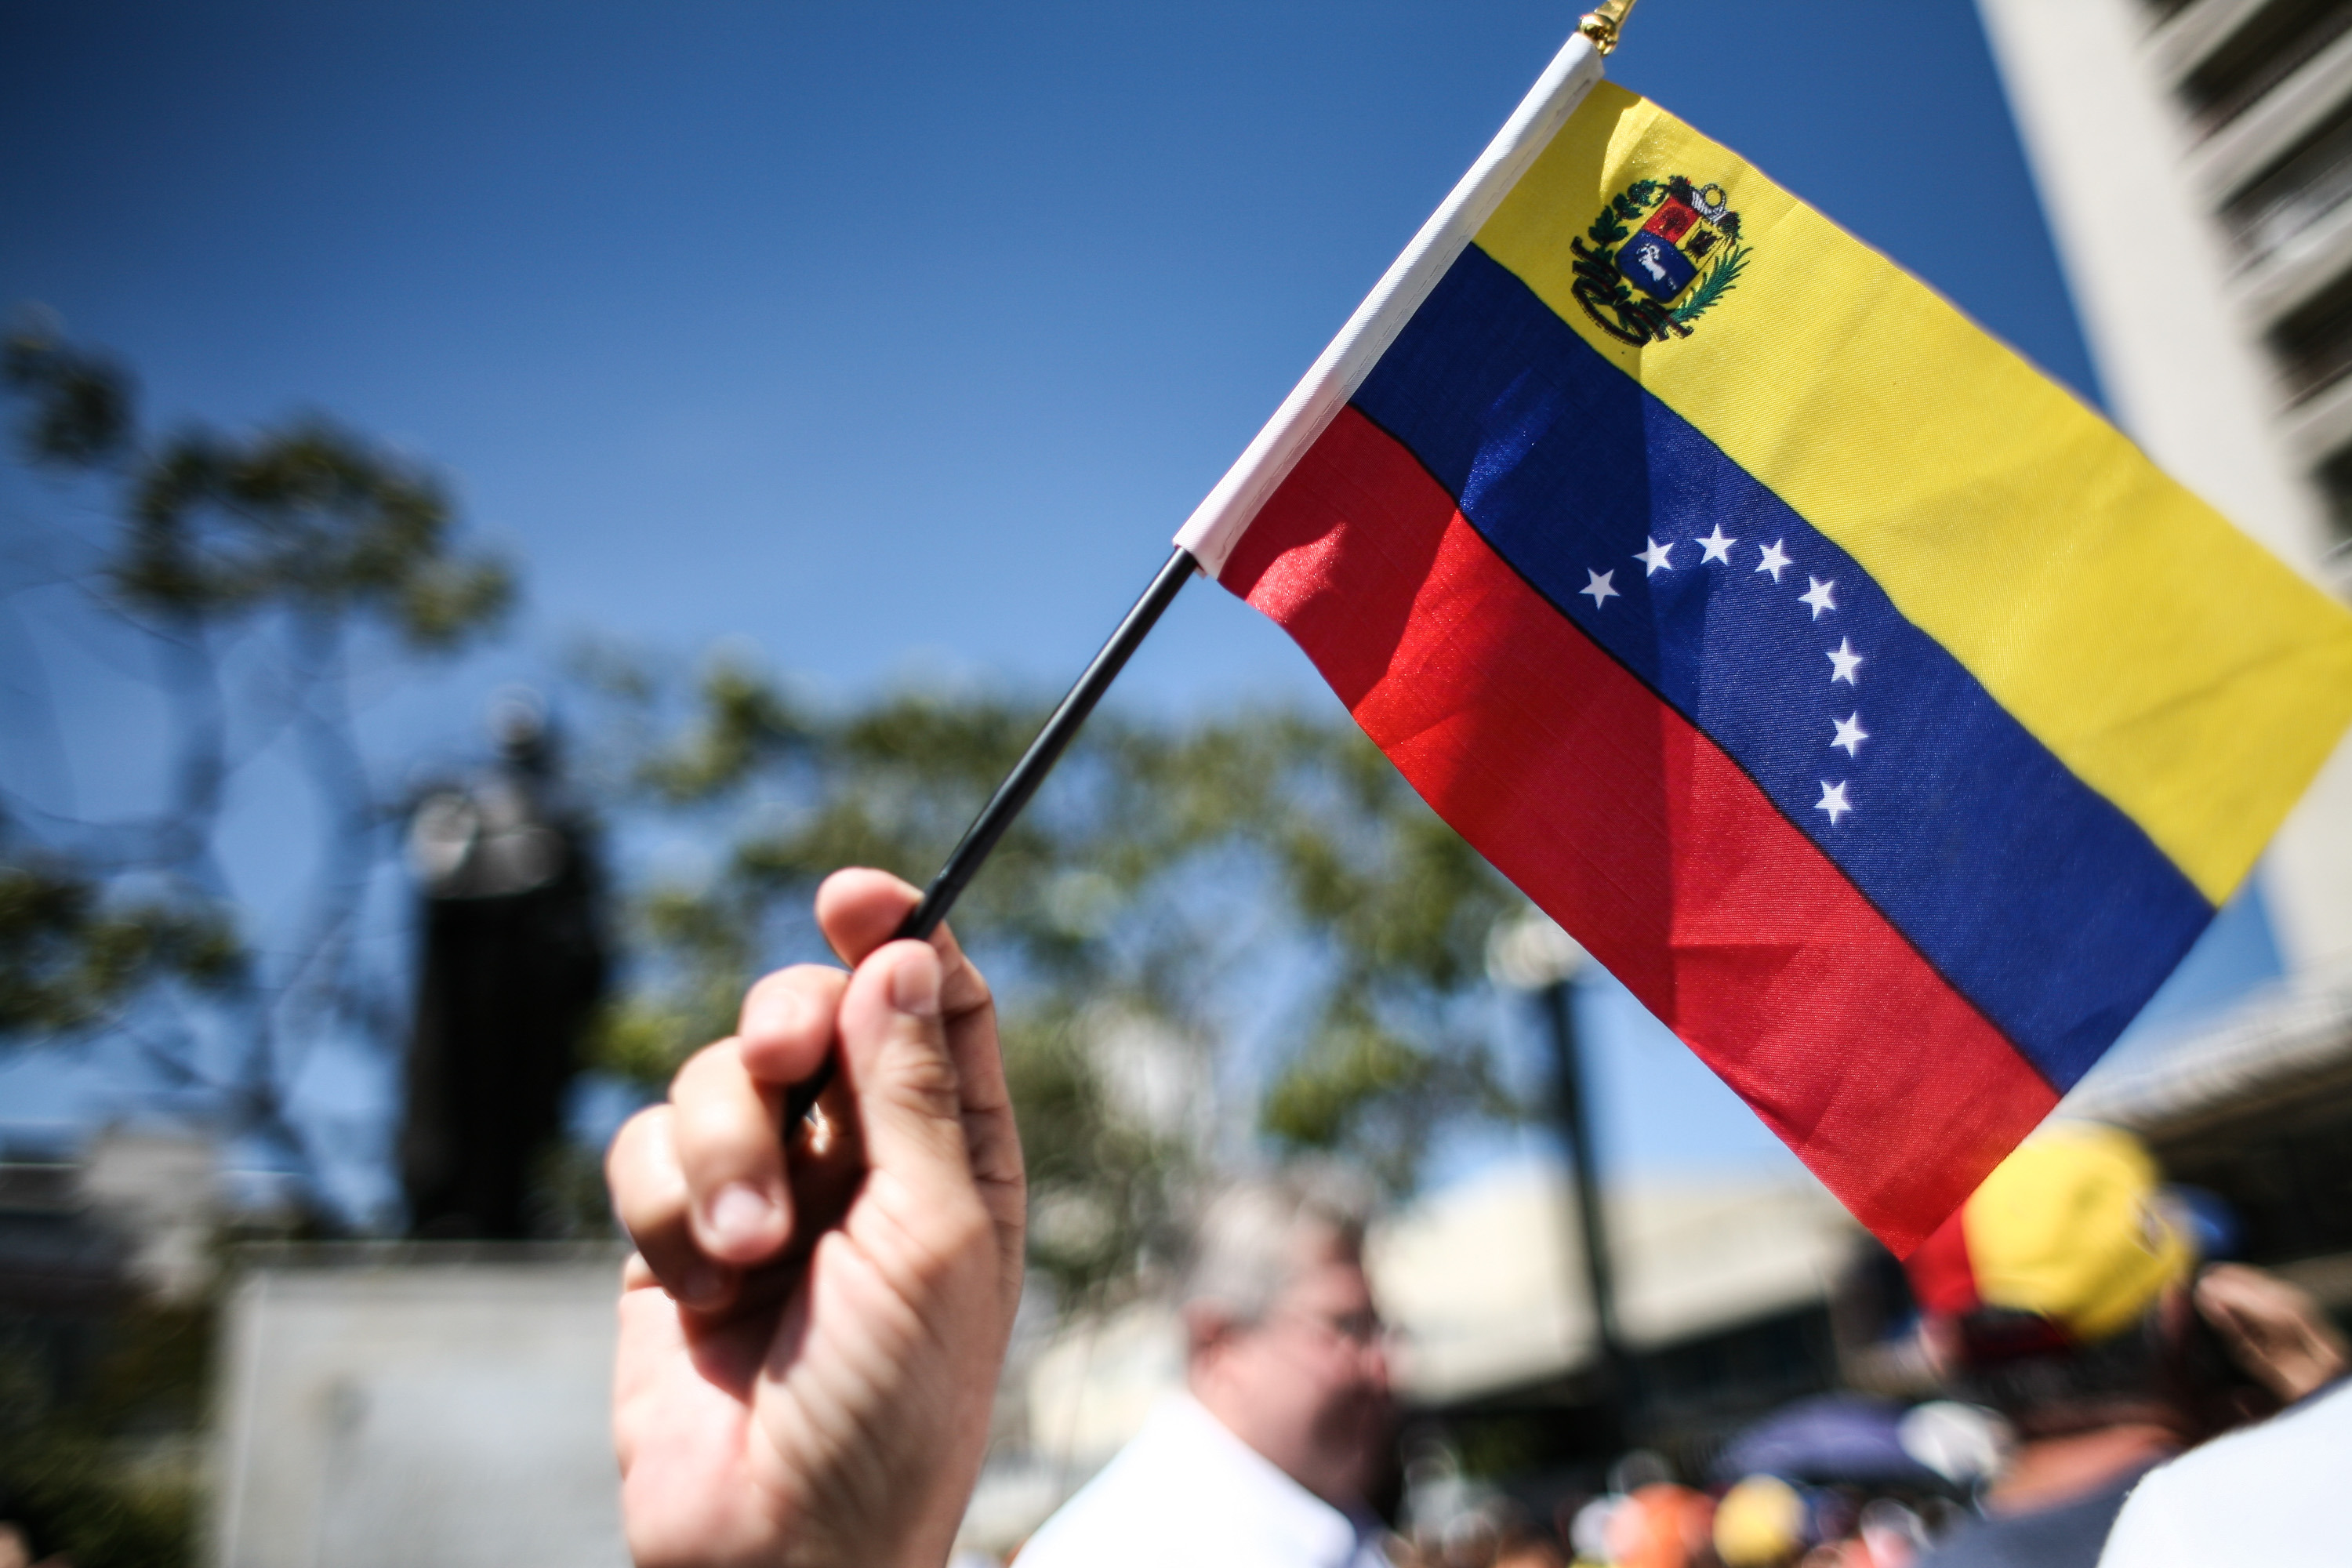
[1176,81,2352,1254]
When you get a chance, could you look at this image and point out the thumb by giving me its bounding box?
[837,940,971,1195]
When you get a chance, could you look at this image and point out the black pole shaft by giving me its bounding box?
[1542,976,1631,1442]
[786,544,1198,1123]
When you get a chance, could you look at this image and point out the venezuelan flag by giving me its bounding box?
[1180,79,2352,1253]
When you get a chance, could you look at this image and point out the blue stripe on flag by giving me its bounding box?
[1351,242,2212,1087]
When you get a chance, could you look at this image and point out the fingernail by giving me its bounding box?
[891,949,940,1017]
[678,1263,726,1305]
[706,1181,774,1249]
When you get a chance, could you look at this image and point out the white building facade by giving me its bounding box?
[1977,0,2352,970]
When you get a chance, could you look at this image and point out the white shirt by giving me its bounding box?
[1014,1394,1390,1568]
[2096,1379,2352,1566]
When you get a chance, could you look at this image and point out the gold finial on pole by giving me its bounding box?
[1578,0,1640,56]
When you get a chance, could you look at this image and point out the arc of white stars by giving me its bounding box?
[1827,637,1864,686]
[1635,536,1676,575]
[1799,575,1838,619]
[1831,713,1869,758]
[1697,525,1737,564]
[1580,568,1620,608]
[1755,539,1792,583]
[1815,780,1853,825]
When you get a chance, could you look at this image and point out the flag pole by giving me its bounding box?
[785,544,1196,1122]
[786,2,1639,1121]
[891,543,1197,949]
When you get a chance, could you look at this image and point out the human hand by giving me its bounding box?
[2194,1263,2349,1405]
[606,869,1025,1568]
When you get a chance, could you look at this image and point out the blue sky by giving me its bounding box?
[0,1,2279,1209]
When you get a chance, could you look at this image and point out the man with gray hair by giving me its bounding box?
[1014,1166,1397,1567]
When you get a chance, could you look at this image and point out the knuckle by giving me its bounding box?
[614,1173,683,1236]
[605,1105,655,1166]
[739,964,823,1020]
[604,1107,671,1187]
[608,1146,686,1242]
[884,1026,964,1122]
[668,1036,742,1098]
[672,1079,753,1138]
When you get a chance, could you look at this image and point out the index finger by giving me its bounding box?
[737,964,850,1087]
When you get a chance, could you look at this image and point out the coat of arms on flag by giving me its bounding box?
[1571,173,1751,344]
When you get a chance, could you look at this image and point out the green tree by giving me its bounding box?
[0,318,512,1173]
[0,317,517,1567]
[579,650,1530,1305]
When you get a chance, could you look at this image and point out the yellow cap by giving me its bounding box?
[1713,1475,1804,1567]
[1961,1123,2192,1343]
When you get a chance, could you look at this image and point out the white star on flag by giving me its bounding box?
[1800,575,1838,619]
[1755,539,1792,583]
[1635,537,1676,575]
[1831,713,1869,757]
[1815,780,1853,825]
[1697,525,1737,564]
[1827,637,1864,686]
[1581,568,1620,608]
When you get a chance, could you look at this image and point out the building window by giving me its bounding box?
[2223,96,2352,263]
[2267,261,2352,397]
[2312,441,2352,537]
[2178,0,2352,135]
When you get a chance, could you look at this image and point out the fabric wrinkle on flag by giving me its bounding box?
[1192,82,2352,1254]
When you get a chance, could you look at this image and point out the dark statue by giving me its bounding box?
[398,697,608,1240]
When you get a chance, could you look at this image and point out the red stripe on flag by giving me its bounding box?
[1906,1209,1982,1316]
[1226,407,2059,1253]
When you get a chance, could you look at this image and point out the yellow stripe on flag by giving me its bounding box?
[1472,83,2352,905]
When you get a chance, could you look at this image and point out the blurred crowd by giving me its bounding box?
[1384,1408,1991,1568]
[1384,1415,1988,1568]
[997,1122,2348,1568]
[1376,1123,2349,1568]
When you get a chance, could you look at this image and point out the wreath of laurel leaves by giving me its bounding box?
[1671,240,1751,327]
[1585,180,1661,247]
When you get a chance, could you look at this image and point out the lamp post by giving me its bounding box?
[1487,911,1629,1446]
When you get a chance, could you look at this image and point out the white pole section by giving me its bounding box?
[1172,32,1608,579]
